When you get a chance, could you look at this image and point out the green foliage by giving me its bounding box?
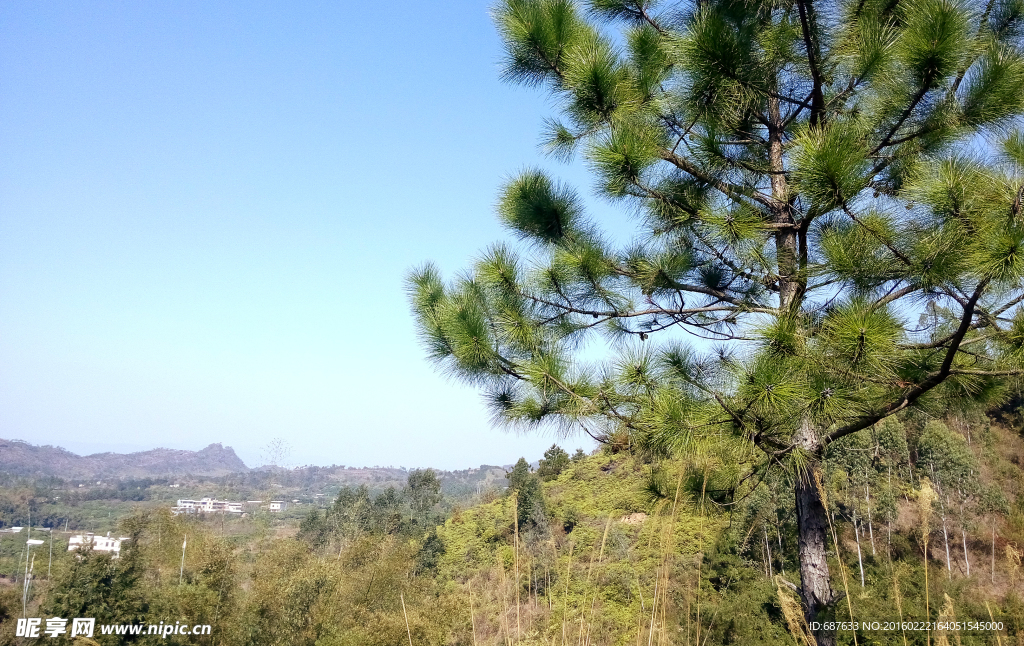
[507,458,546,528]
[12,416,1024,645]
[0,588,19,646]
[296,478,450,553]
[406,468,442,522]
[497,170,588,244]
[496,0,592,88]
[896,0,973,88]
[410,4,1024,631]
[537,444,571,480]
[917,420,979,489]
[44,521,148,645]
[793,125,872,212]
[415,529,446,574]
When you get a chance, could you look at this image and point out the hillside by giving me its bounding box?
[3,411,1023,645]
[249,412,1024,644]
[0,439,249,479]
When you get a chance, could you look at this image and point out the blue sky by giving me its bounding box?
[0,1,635,469]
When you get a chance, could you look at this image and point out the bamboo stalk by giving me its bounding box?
[919,481,936,646]
[658,475,684,646]
[854,513,865,587]
[647,575,659,646]
[401,593,413,646]
[991,523,996,584]
[500,556,512,645]
[515,494,521,641]
[468,579,479,646]
[583,515,613,646]
[695,474,707,646]
[961,527,970,576]
[984,601,1003,646]
[866,483,876,555]
[892,565,908,646]
[562,542,574,646]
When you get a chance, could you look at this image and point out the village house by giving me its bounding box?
[68,533,127,557]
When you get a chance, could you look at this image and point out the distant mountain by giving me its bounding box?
[0,439,249,480]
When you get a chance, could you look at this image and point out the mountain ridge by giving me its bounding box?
[0,438,249,479]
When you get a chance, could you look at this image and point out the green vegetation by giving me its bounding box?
[2,409,1023,645]
[538,445,571,482]
[406,0,1024,642]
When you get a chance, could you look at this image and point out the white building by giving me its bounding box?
[172,497,243,515]
[269,501,287,512]
[68,534,127,557]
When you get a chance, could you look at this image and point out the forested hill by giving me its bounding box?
[0,439,248,479]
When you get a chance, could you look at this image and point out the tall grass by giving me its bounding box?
[919,479,937,646]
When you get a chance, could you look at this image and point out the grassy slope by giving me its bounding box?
[433,452,760,646]
[429,419,1024,646]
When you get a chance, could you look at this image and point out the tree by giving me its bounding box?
[408,0,1024,641]
[507,458,546,528]
[537,444,571,480]
[825,429,875,586]
[298,508,332,549]
[916,419,981,576]
[45,517,148,646]
[406,468,443,524]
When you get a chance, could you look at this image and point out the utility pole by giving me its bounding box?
[15,544,24,586]
[22,552,34,617]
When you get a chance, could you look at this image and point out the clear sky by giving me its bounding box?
[0,1,635,469]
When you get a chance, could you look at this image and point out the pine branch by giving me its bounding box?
[795,0,826,128]
[842,204,913,266]
[871,83,932,156]
[823,279,990,447]
[658,148,779,210]
[948,369,1024,376]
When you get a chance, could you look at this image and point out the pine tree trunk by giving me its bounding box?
[795,471,836,646]
[793,418,836,645]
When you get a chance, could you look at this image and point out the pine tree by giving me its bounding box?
[408,0,1024,640]
[507,458,546,528]
[537,444,571,480]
